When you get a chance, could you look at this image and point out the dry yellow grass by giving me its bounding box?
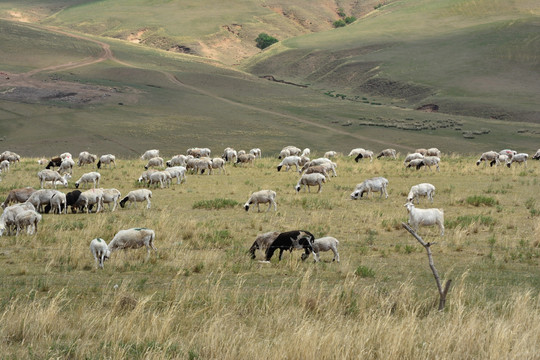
[0,153,539,359]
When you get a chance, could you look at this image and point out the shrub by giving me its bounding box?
[466,195,498,207]
[355,265,375,278]
[192,198,239,210]
[345,16,357,24]
[255,33,278,50]
[333,19,346,28]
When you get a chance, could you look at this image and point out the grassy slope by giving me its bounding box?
[244,0,540,122]
[0,155,539,358]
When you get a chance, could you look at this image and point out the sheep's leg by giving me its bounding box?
[266,202,271,212]
[272,199,277,212]
[146,197,151,209]
[278,248,284,261]
[317,183,322,193]
[257,203,261,213]
[333,248,340,262]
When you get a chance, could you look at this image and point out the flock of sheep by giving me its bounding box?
[0,145,538,269]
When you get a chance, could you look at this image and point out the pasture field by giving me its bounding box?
[0,153,539,359]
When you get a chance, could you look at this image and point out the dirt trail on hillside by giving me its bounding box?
[2,21,411,151]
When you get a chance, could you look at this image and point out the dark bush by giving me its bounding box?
[255,33,278,50]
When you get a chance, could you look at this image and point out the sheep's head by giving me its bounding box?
[294,185,301,193]
[75,182,80,189]
[404,202,414,212]
[244,202,251,211]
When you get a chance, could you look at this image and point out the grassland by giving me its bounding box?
[0,154,539,358]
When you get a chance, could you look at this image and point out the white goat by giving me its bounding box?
[244,190,277,212]
[37,169,68,189]
[148,171,171,188]
[210,158,226,174]
[408,183,436,204]
[50,192,67,214]
[404,202,444,236]
[295,173,326,193]
[15,210,42,236]
[77,188,104,213]
[75,172,101,189]
[165,166,187,184]
[301,236,340,263]
[141,149,159,160]
[108,228,157,259]
[44,173,71,188]
[119,189,152,209]
[90,238,110,269]
[350,177,389,199]
[222,147,238,163]
[249,148,262,158]
[26,189,58,212]
[166,155,188,167]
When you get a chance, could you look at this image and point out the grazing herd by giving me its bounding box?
[0,145,538,269]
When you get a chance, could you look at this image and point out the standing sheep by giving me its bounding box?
[350,177,389,199]
[506,153,528,168]
[141,149,159,160]
[15,209,42,236]
[249,231,280,259]
[108,228,157,259]
[476,151,500,167]
[404,202,444,236]
[295,173,326,193]
[377,149,397,159]
[78,151,98,167]
[37,169,68,189]
[97,154,116,169]
[144,157,164,169]
[301,236,340,263]
[119,189,152,209]
[407,183,436,204]
[2,187,36,209]
[244,190,277,212]
[90,238,110,269]
[264,230,315,262]
[75,172,101,189]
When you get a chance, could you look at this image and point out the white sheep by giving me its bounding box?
[50,191,67,214]
[222,147,237,163]
[165,166,187,184]
[0,160,10,172]
[0,202,36,236]
[406,158,425,170]
[237,150,246,157]
[15,209,42,236]
[304,165,329,179]
[354,149,374,162]
[404,202,444,236]
[426,148,441,157]
[301,158,337,176]
[37,169,68,189]
[249,148,262,158]
[277,156,306,173]
[301,148,311,157]
[403,152,424,165]
[415,148,428,156]
[324,151,338,158]
[500,149,517,159]
[476,151,500,167]
[148,171,171,188]
[60,152,72,160]
[244,190,277,212]
[301,236,340,263]
[144,157,164,169]
[350,177,388,199]
[108,228,157,259]
[377,148,397,159]
[89,238,110,269]
[417,156,440,172]
[43,173,71,188]
[506,153,528,168]
[141,149,159,160]
[26,189,58,213]
[236,153,255,166]
[281,146,301,157]
[194,157,213,174]
[119,189,152,209]
[77,151,98,167]
[407,183,436,204]
[58,158,75,175]
[0,151,20,164]
[295,173,326,193]
[533,149,540,160]
[2,187,36,209]
[75,172,101,189]
[348,148,365,157]
[210,158,226,174]
[166,154,189,167]
[100,188,122,211]
[249,231,280,259]
[138,169,158,183]
[76,188,104,213]
[97,154,116,169]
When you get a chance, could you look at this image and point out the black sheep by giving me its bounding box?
[45,157,62,169]
[265,230,315,261]
[66,190,82,213]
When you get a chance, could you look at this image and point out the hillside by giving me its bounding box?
[0,0,539,157]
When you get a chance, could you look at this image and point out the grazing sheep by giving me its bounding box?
[301,158,337,177]
[0,160,10,172]
[532,149,540,160]
[426,148,441,157]
[119,189,152,209]
[406,158,425,170]
[100,188,122,211]
[506,153,528,168]
[279,146,301,159]
[37,169,68,189]
[377,148,397,159]
[60,152,72,160]
[78,151,98,167]
[244,190,277,212]
[476,151,500,167]
[304,165,329,179]
[97,154,116,169]
[46,156,63,170]
[76,188,104,213]
[141,149,159,160]
[0,151,20,164]
[354,149,374,162]
[210,158,226,174]
[15,209,42,236]
[403,153,424,165]
[58,157,75,175]
[236,153,255,166]
[138,169,158,183]
[0,203,36,236]
[222,147,238,163]
[301,236,340,263]
[165,166,187,184]
[50,192,67,214]
[108,228,157,259]
[148,171,171,188]
[324,151,338,158]
[237,150,246,157]
[43,173,71,188]
[166,154,189,167]
[90,238,110,269]
[194,157,213,174]
[278,148,290,159]
[264,230,315,262]
[277,156,305,173]
[65,190,82,213]
[2,187,36,209]
[350,177,389,199]
[500,149,517,159]
[249,231,280,259]
[415,148,428,156]
[417,156,441,172]
[348,148,365,157]
[249,148,262,158]
[75,172,101,189]
[295,173,326,193]
[301,148,311,157]
[404,202,444,236]
[407,183,436,204]
[144,157,164,170]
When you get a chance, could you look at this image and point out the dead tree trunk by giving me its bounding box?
[402,222,451,311]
